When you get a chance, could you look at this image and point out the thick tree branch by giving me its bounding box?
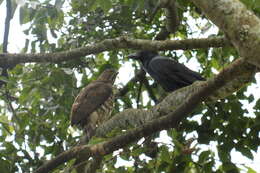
[0,36,229,67]
[164,0,180,34]
[153,0,180,40]
[191,0,260,67]
[34,57,253,173]
[96,59,256,136]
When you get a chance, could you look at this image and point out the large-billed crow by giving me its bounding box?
[128,51,205,92]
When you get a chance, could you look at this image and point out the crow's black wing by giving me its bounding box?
[148,56,204,91]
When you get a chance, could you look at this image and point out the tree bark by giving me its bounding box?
[191,0,260,67]
[0,37,228,67]
[34,58,256,173]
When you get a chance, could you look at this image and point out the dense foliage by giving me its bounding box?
[0,0,259,172]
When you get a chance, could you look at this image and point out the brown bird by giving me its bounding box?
[70,69,118,141]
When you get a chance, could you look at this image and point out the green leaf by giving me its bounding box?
[218,145,231,162]
[236,147,254,160]
[245,166,257,173]
[0,159,11,173]
[160,146,171,164]
[0,115,9,124]
[198,150,211,163]
[98,0,112,13]
[19,7,33,24]
[1,0,259,172]
[222,162,239,172]
[88,0,98,11]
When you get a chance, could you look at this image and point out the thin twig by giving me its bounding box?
[3,0,12,52]
[142,77,158,103]
[115,69,146,98]
[0,0,12,88]
[136,80,143,108]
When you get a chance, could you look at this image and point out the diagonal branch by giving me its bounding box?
[96,59,256,136]
[191,0,260,67]
[0,36,229,67]
[34,58,256,173]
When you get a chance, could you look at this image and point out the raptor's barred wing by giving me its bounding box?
[70,82,112,126]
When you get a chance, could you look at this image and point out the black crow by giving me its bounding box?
[128,51,205,92]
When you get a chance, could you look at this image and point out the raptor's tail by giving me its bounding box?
[73,124,97,172]
[82,123,96,144]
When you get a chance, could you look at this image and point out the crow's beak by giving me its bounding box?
[127,53,139,59]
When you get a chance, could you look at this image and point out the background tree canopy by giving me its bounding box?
[0,0,260,172]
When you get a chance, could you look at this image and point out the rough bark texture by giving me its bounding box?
[153,0,180,40]
[96,60,256,137]
[0,37,229,67]
[191,0,260,67]
[163,0,180,33]
[32,1,260,172]
[34,57,253,173]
